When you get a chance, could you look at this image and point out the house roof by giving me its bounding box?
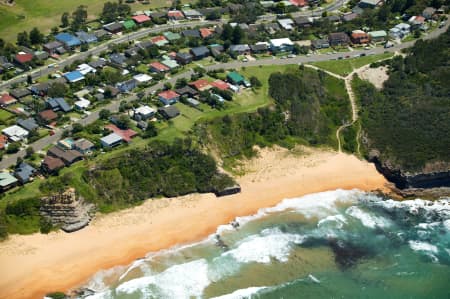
[175,85,198,96]
[0,135,7,150]
[189,79,212,91]
[44,41,63,50]
[250,44,268,52]
[227,71,245,83]
[101,133,123,145]
[73,138,94,151]
[15,53,33,64]
[159,90,180,100]
[190,46,210,57]
[103,22,123,32]
[199,28,213,38]
[149,61,170,72]
[0,93,17,105]
[270,38,294,47]
[15,162,35,183]
[64,70,84,83]
[210,80,229,91]
[158,105,180,118]
[55,33,81,47]
[9,88,30,99]
[368,30,387,38]
[47,97,71,112]
[43,156,65,171]
[168,10,184,18]
[2,125,29,141]
[163,31,181,41]
[230,44,250,52]
[290,0,306,6]
[123,20,136,30]
[105,124,137,142]
[48,146,83,164]
[17,118,38,131]
[329,32,350,40]
[151,35,168,46]
[135,105,155,116]
[182,29,201,38]
[39,109,58,121]
[0,172,18,187]
[89,58,107,69]
[183,9,203,18]
[132,14,151,23]
[161,59,179,69]
[110,53,127,65]
[76,31,97,43]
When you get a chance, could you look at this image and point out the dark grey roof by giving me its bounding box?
[103,22,123,32]
[17,118,38,131]
[175,85,198,96]
[14,162,36,183]
[125,47,139,57]
[158,105,180,119]
[229,44,250,53]
[150,12,167,19]
[176,52,193,60]
[182,29,201,38]
[88,59,106,69]
[46,97,72,112]
[109,53,127,65]
[190,46,210,57]
[43,41,63,50]
[94,29,109,38]
[137,40,153,49]
[294,16,312,25]
[197,7,229,15]
[10,88,31,99]
[250,44,268,51]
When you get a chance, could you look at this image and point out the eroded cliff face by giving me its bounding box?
[368,150,450,197]
[40,188,96,233]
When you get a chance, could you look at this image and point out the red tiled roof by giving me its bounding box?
[158,90,180,100]
[151,35,167,44]
[0,135,7,150]
[132,14,151,23]
[167,10,184,18]
[414,16,425,23]
[189,79,212,91]
[290,0,307,6]
[15,53,33,64]
[105,124,137,143]
[39,109,58,121]
[0,94,17,105]
[199,28,213,38]
[210,80,229,91]
[351,32,369,38]
[149,61,170,72]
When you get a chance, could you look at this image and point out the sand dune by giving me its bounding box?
[0,147,389,299]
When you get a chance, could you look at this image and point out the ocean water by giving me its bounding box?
[79,190,450,299]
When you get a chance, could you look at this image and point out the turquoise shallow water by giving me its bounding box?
[79,190,450,299]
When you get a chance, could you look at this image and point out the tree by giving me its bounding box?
[27,75,33,84]
[232,26,244,44]
[16,31,29,47]
[99,109,111,120]
[71,123,84,134]
[47,82,67,98]
[25,146,34,158]
[61,12,70,27]
[71,6,88,31]
[29,27,44,45]
[175,78,188,88]
[250,76,262,88]
[143,122,158,138]
[117,115,131,129]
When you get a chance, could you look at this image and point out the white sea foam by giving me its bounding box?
[224,228,305,264]
[211,286,267,299]
[308,274,321,283]
[346,206,390,229]
[116,259,210,299]
[317,214,348,228]
[408,241,438,254]
[84,290,112,299]
[377,198,450,218]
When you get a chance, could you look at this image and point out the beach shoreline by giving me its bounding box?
[0,147,389,299]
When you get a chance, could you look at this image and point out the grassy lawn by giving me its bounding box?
[0,0,195,42]
[0,109,15,122]
[312,52,394,76]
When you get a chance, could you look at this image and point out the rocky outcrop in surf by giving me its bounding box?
[40,188,96,233]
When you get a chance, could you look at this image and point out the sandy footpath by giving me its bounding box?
[0,147,389,299]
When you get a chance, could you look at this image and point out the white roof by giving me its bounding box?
[133,73,152,83]
[77,63,96,75]
[2,125,28,141]
[278,18,294,30]
[255,41,270,46]
[101,133,123,145]
[74,98,91,109]
[135,105,155,116]
[270,38,294,47]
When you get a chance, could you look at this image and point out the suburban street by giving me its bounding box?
[0,18,447,170]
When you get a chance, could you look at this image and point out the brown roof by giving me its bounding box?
[42,156,65,171]
[39,109,58,121]
[47,146,83,165]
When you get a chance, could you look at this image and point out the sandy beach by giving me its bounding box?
[0,147,389,299]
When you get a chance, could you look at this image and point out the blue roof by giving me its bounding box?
[64,70,84,83]
[15,162,35,183]
[55,33,81,47]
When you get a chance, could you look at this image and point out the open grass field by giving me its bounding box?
[0,0,193,43]
[0,109,14,122]
[312,52,394,76]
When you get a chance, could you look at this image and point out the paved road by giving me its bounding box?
[0,20,220,90]
[0,19,448,170]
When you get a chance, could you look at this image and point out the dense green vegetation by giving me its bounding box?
[354,29,450,171]
[194,67,351,166]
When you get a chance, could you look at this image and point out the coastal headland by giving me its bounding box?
[0,147,389,299]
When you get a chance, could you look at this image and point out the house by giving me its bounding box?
[109,53,127,67]
[342,13,359,22]
[182,29,201,38]
[189,79,212,91]
[103,22,124,34]
[0,93,17,106]
[0,56,14,72]
[390,23,411,38]
[10,88,31,100]
[55,33,81,48]
[150,11,167,19]
[199,28,213,38]
[43,41,63,54]
[183,9,203,20]
[250,43,268,54]
[76,31,97,44]
[158,90,180,105]
[327,15,341,23]
[2,125,29,142]
[34,51,49,61]
[133,73,152,84]
[264,23,281,34]
[14,53,33,66]
[0,135,6,150]
[163,31,182,42]
[294,16,312,28]
[190,46,210,60]
[229,44,251,55]
[278,19,295,30]
[290,0,307,6]
[94,29,110,40]
[89,58,107,69]
[212,93,225,103]
[269,38,294,52]
[74,98,90,110]
[132,14,151,24]
[158,105,180,119]
[175,52,193,65]
[312,38,330,50]
[409,16,426,28]
[100,133,123,148]
[368,30,387,42]
[328,32,350,47]
[175,86,198,98]
[76,63,96,75]
[0,172,18,191]
[46,97,72,112]
[149,61,170,73]
[29,82,50,96]
[47,145,83,165]
[14,162,36,184]
[210,44,224,57]
[64,70,85,83]
[151,35,169,47]
[227,71,245,85]
[41,156,65,174]
[359,0,383,9]
[422,7,436,19]
[117,79,137,93]
[168,10,185,21]
[105,124,137,142]
[73,138,95,154]
[133,105,156,121]
[124,47,139,58]
[161,59,179,70]
[17,118,38,131]
[210,80,230,91]
[38,110,58,123]
[351,30,370,44]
